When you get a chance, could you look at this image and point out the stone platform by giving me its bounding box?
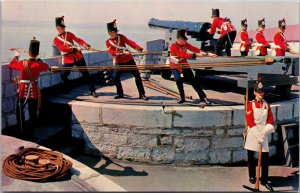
[46,74,299,165]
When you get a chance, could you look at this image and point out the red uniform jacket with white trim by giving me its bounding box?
[9,58,48,99]
[209,17,236,39]
[239,30,251,52]
[255,31,269,56]
[106,34,142,64]
[169,42,201,72]
[274,32,288,56]
[53,31,90,64]
[246,100,274,128]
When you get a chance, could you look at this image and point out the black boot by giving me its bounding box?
[176,81,185,104]
[114,94,124,99]
[139,94,148,101]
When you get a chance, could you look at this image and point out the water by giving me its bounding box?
[2,20,165,63]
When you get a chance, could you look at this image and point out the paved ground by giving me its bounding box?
[2,135,298,192]
[75,154,299,192]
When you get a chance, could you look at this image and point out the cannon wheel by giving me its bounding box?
[275,84,292,99]
[161,69,172,80]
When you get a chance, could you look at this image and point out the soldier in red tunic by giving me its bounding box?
[255,18,270,56]
[53,16,97,97]
[9,38,49,140]
[239,19,252,56]
[207,9,236,56]
[244,78,274,191]
[105,19,148,101]
[170,29,217,105]
[274,18,296,56]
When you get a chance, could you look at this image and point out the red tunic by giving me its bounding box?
[106,34,142,64]
[274,32,288,56]
[53,31,90,64]
[246,100,274,128]
[239,30,251,52]
[169,42,201,72]
[255,31,269,56]
[209,17,236,39]
[9,58,48,99]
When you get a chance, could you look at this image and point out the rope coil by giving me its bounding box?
[2,147,73,182]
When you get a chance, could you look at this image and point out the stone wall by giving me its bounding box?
[70,98,298,165]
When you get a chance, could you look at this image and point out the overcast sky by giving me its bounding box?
[2,0,299,30]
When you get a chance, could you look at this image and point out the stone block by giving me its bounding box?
[88,51,108,65]
[51,73,62,86]
[71,101,102,123]
[158,135,172,146]
[5,83,16,98]
[7,114,17,127]
[2,117,7,129]
[294,103,299,119]
[232,106,245,126]
[151,147,175,163]
[276,102,294,121]
[103,134,127,146]
[127,134,157,147]
[228,128,244,136]
[117,146,151,162]
[209,150,231,164]
[172,106,232,128]
[39,74,51,89]
[212,137,243,149]
[174,137,184,151]
[2,98,14,113]
[216,129,224,135]
[232,149,247,162]
[180,128,213,137]
[83,130,103,144]
[94,144,117,157]
[184,138,210,152]
[102,104,172,128]
[72,124,84,139]
[269,145,276,157]
[43,57,59,67]
[270,104,279,121]
[2,65,11,83]
[174,151,208,164]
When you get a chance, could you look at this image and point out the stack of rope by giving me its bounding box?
[2,147,73,182]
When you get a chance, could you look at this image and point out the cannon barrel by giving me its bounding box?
[148,18,214,41]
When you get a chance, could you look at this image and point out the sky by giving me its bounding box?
[2,0,300,30]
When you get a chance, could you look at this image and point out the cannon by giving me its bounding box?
[148,18,216,51]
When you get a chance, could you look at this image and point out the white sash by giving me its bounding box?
[108,35,127,65]
[56,32,74,55]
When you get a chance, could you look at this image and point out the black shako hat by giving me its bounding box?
[107,19,118,33]
[241,18,248,27]
[177,29,188,40]
[258,18,266,28]
[56,16,66,27]
[211,9,220,18]
[29,36,40,56]
[254,77,264,93]
[279,18,286,29]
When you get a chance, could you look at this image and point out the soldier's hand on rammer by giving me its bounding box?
[76,47,82,52]
[142,50,148,54]
[123,51,131,55]
[208,53,218,58]
[89,47,96,51]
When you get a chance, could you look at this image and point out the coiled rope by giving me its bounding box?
[2,147,73,182]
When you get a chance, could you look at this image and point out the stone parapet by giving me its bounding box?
[70,99,298,165]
